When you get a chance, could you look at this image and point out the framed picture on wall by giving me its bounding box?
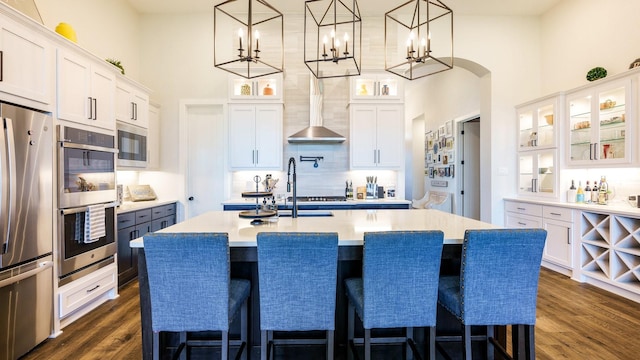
[445,120,453,137]
[449,164,455,178]
[428,167,435,178]
[438,125,445,137]
[447,151,455,162]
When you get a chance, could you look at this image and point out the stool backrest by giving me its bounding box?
[144,232,231,332]
[460,228,547,325]
[363,231,444,329]
[257,232,339,331]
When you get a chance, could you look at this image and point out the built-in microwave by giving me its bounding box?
[117,122,147,168]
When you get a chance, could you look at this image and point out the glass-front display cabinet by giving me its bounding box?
[518,149,558,198]
[228,73,283,101]
[349,72,403,102]
[516,93,562,150]
[567,78,632,166]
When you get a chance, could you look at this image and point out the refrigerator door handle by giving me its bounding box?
[0,260,53,288]
[1,116,16,255]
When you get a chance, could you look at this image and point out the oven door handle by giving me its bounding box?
[61,202,118,215]
[59,141,118,153]
[1,116,16,255]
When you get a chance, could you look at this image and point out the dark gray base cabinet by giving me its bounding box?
[117,203,176,287]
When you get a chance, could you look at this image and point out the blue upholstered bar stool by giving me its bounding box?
[344,231,445,360]
[144,233,251,360]
[437,228,547,360]
[256,232,339,360]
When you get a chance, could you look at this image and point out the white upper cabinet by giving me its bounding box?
[516,93,562,151]
[57,49,116,130]
[350,72,404,102]
[116,79,149,128]
[146,102,160,170]
[566,77,633,166]
[228,73,283,102]
[518,148,558,198]
[0,15,54,107]
[350,104,404,169]
[228,104,282,170]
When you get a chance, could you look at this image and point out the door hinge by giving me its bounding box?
[460,190,464,195]
[461,160,464,165]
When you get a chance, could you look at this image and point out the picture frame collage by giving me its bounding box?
[425,120,455,179]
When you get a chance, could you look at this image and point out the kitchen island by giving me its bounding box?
[131,209,499,359]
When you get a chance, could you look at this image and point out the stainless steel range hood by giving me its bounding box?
[287,75,345,144]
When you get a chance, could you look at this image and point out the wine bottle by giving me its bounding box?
[598,176,608,205]
[591,180,599,203]
[576,181,585,203]
[584,181,592,203]
[567,180,577,203]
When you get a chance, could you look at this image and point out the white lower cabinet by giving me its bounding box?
[58,262,118,326]
[504,201,573,271]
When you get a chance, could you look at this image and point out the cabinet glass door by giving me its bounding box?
[568,79,631,166]
[518,150,556,197]
[518,102,556,149]
[597,86,626,161]
[568,92,592,162]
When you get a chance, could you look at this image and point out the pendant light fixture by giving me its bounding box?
[214,0,284,79]
[304,0,362,79]
[385,0,453,80]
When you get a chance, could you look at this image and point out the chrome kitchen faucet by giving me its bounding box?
[287,157,298,218]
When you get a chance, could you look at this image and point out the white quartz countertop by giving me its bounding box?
[130,209,498,248]
[117,199,178,214]
[504,197,640,217]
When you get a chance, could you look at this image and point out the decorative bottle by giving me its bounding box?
[591,180,599,203]
[584,181,591,203]
[598,176,608,205]
[576,181,585,203]
[567,180,577,203]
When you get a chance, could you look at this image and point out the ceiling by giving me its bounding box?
[127,0,562,16]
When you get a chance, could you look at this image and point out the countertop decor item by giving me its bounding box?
[2,0,43,24]
[262,84,273,95]
[586,66,607,81]
[55,22,77,43]
[106,58,125,75]
[629,58,640,69]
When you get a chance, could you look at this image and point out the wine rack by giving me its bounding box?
[581,211,640,293]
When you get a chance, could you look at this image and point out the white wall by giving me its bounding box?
[34,0,141,80]
[541,0,640,94]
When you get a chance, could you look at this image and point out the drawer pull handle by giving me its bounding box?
[517,207,526,211]
[550,212,562,216]
[86,285,100,293]
[518,222,527,226]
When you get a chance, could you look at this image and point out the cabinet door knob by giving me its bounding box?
[188,196,194,201]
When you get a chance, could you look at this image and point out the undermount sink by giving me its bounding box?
[277,210,334,217]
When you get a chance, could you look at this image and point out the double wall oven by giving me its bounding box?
[57,125,118,285]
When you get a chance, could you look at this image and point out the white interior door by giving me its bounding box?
[461,119,481,220]
[184,102,226,218]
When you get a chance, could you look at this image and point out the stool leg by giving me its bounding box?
[261,330,267,360]
[463,325,472,360]
[406,327,414,360]
[486,326,495,360]
[222,330,229,360]
[153,332,160,360]
[512,325,526,360]
[179,332,187,360]
[526,325,535,360]
[347,302,355,360]
[364,329,371,360]
[241,299,248,360]
[327,330,334,360]
[427,327,435,360]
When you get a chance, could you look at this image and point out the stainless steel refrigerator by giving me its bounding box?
[0,102,54,360]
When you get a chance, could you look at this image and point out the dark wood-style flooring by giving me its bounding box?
[22,268,640,359]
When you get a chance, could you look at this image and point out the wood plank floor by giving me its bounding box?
[22,268,640,359]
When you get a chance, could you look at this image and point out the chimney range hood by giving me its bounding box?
[287,76,346,144]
